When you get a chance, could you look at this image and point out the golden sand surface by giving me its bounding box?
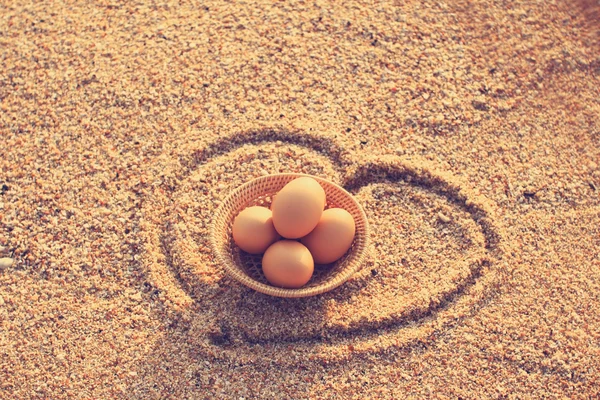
[1,0,599,398]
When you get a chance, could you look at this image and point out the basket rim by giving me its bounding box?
[209,173,370,298]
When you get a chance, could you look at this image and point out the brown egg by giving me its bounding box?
[271,177,325,239]
[301,208,356,264]
[262,241,314,288]
[232,206,279,254]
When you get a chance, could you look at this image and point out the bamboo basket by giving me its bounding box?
[209,173,370,298]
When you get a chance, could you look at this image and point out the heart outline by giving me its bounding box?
[138,129,507,362]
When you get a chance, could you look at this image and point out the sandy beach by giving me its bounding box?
[1,0,599,398]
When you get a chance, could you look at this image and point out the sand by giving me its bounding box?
[1,0,599,398]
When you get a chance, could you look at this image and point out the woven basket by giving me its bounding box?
[210,173,370,298]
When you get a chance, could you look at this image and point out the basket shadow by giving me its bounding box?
[178,255,375,344]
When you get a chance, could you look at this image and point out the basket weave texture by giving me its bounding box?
[210,174,370,298]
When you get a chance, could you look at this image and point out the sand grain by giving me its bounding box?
[1,0,599,398]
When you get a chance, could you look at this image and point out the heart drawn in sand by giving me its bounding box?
[139,129,505,360]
